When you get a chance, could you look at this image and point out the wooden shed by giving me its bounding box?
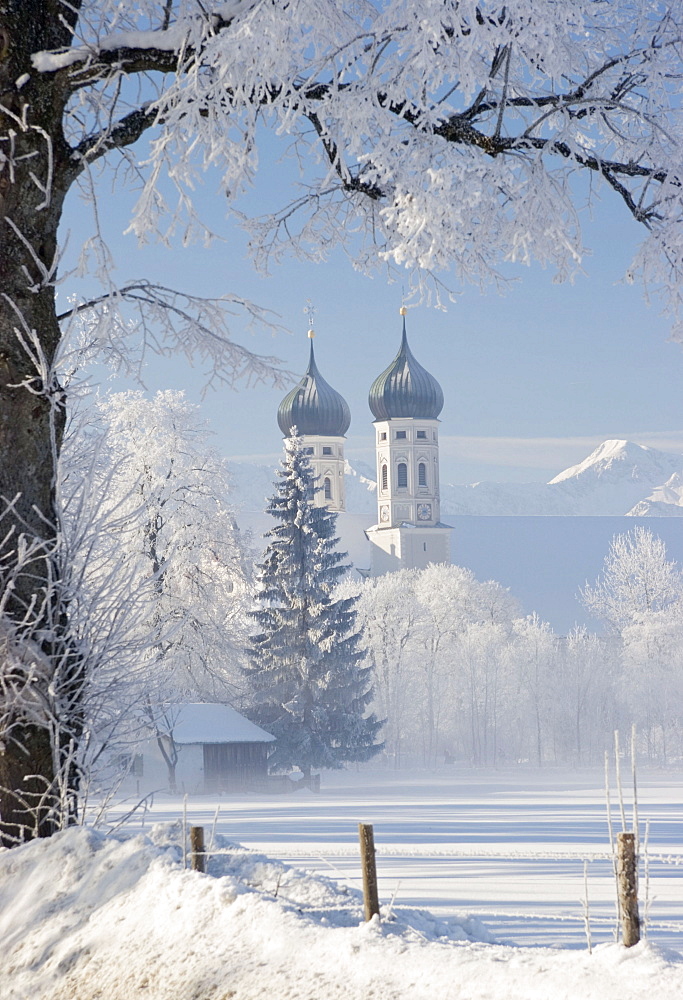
[172,703,276,792]
[130,703,276,795]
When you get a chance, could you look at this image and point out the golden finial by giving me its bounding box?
[308,328,315,339]
[399,305,407,316]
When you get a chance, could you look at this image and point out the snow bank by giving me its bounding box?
[1,824,681,1000]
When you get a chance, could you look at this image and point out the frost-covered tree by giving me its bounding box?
[621,611,683,762]
[74,389,252,790]
[3,0,683,841]
[505,614,558,766]
[245,436,381,777]
[582,527,683,633]
[552,628,619,764]
[91,390,251,697]
[413,565,518,765]
[583,527,683,760]
[352,569,420,767]
[453,621,510,765]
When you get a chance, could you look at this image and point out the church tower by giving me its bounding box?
[366,309,452,574]
[277,330,350,511]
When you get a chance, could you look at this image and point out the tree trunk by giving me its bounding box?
[157,735,179,794]
[0,723,55,843]
[617,832,640,947]
[0,3,78,845]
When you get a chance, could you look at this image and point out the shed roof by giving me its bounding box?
[171,703,275,745]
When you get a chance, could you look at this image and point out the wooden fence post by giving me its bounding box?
[358,822,380,921]
[617,831,640,946]
[190,825,205,873]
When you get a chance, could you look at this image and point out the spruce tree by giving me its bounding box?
[245,434,382,776]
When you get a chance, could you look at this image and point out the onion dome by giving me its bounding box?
[369,315,444,420]
[277,340,351,438]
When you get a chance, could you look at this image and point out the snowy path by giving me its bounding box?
[106,766,683,949]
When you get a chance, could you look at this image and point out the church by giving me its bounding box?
[276,308,453,575]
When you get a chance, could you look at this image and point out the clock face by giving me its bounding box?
[417,503,432,521]
[380,505,390,523]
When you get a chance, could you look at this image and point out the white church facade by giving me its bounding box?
[277,310,452,575]
[365,310,452,574]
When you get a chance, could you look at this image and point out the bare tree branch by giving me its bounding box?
[69,104,157,174]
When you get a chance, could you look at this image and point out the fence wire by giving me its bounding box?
[196,843,683,939]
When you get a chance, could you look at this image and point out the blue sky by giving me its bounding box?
[61,132,683,485]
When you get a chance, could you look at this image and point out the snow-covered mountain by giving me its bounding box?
[627,472,683,516]
[551,439,683,515]
[441,440,683,516]
[228,440,683,518]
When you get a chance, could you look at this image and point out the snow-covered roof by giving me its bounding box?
[171,703,275,745]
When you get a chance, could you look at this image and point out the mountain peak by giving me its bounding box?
[548,440,680,485]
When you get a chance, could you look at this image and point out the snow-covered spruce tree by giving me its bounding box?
[245,436,381,777]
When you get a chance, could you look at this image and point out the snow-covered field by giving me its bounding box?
[2,767,683,999]
[107,766,683,948]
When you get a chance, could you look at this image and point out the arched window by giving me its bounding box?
[324,477,332,500]
[418,462,427,487]
[397,463,408,488]
[381,464,388,491]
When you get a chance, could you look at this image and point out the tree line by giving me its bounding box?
[346,526,683,768]
[236,439,683,773]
